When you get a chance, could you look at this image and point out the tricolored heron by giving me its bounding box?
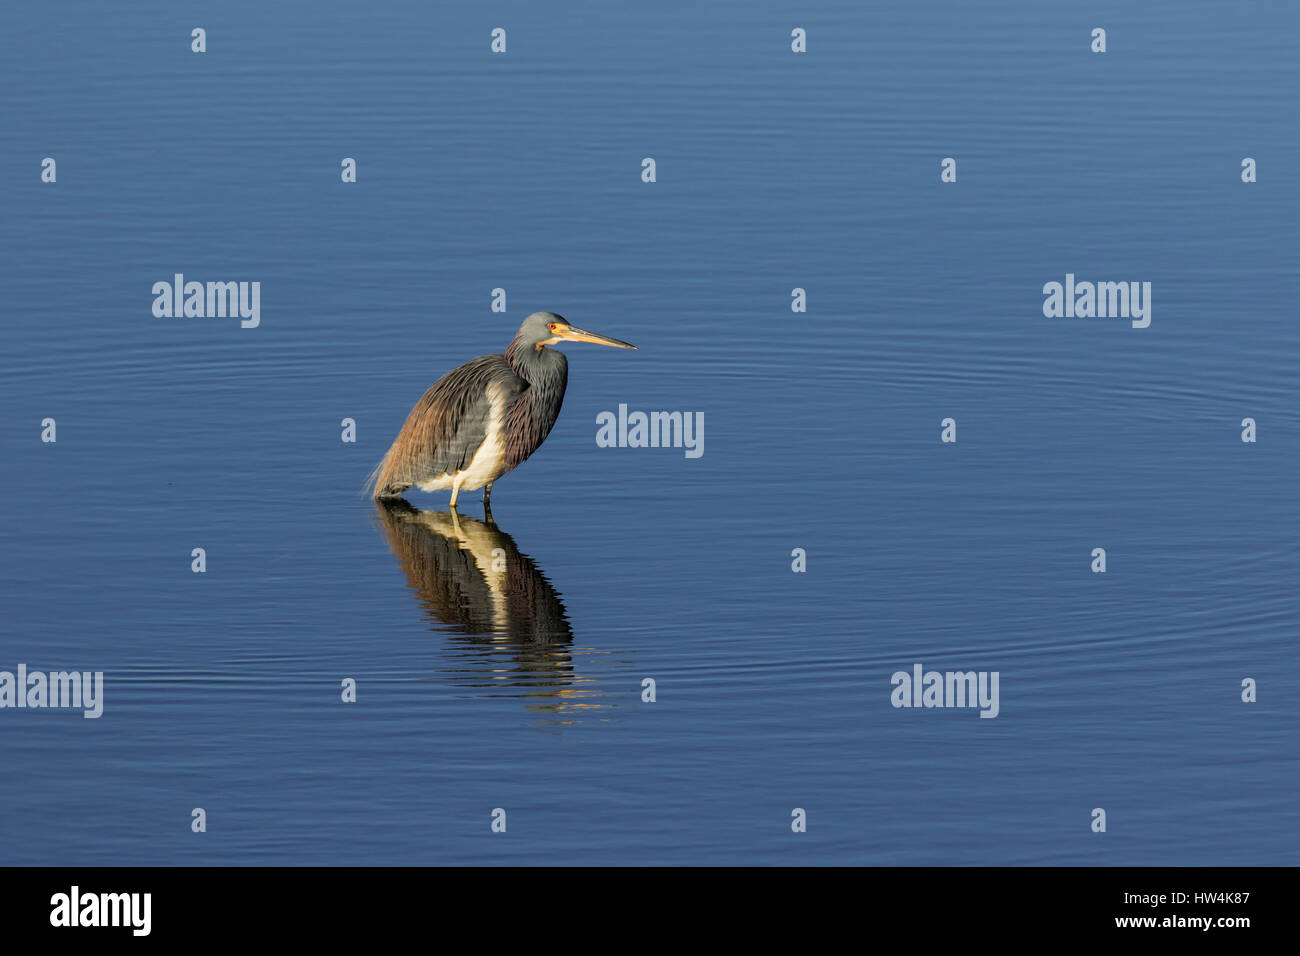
[368,312,635,508]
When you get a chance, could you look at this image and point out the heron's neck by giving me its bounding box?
[506,340,568,390]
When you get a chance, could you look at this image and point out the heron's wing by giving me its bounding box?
[369,354,524,496]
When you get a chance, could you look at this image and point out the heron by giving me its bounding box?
[367,312,636,508]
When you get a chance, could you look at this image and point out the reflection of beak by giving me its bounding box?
[554,325,637,349]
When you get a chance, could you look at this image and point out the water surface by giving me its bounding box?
[0,0,1296,865]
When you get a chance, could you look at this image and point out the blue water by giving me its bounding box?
[1,0,1296,865]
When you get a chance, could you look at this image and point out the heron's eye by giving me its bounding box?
[547,323,557,331]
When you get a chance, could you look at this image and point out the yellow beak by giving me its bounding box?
[553,324,637,349]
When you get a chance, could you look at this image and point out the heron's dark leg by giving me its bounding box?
[483,482,494,520]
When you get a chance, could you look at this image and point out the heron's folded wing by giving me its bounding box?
[370,355,523,493]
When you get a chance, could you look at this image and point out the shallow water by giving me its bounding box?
[0,0,1296,864]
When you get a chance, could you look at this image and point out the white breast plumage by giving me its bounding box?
[417,381,508,496]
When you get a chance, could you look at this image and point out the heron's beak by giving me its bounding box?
[554,325,637,349]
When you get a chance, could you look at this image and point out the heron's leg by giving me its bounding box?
[483,482,494,522]
[449,485,460,509]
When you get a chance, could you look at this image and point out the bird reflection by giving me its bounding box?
[374,499,601,717]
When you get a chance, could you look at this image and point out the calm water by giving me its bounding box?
[1,1,1296,865]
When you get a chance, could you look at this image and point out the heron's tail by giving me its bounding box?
[362,457,385,498]
[364,448,413,500]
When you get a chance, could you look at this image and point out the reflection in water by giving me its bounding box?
[374,499,603,717]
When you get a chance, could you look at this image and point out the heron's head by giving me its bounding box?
[517,312,637,352]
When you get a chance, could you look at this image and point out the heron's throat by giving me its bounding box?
[506,337,568,391]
